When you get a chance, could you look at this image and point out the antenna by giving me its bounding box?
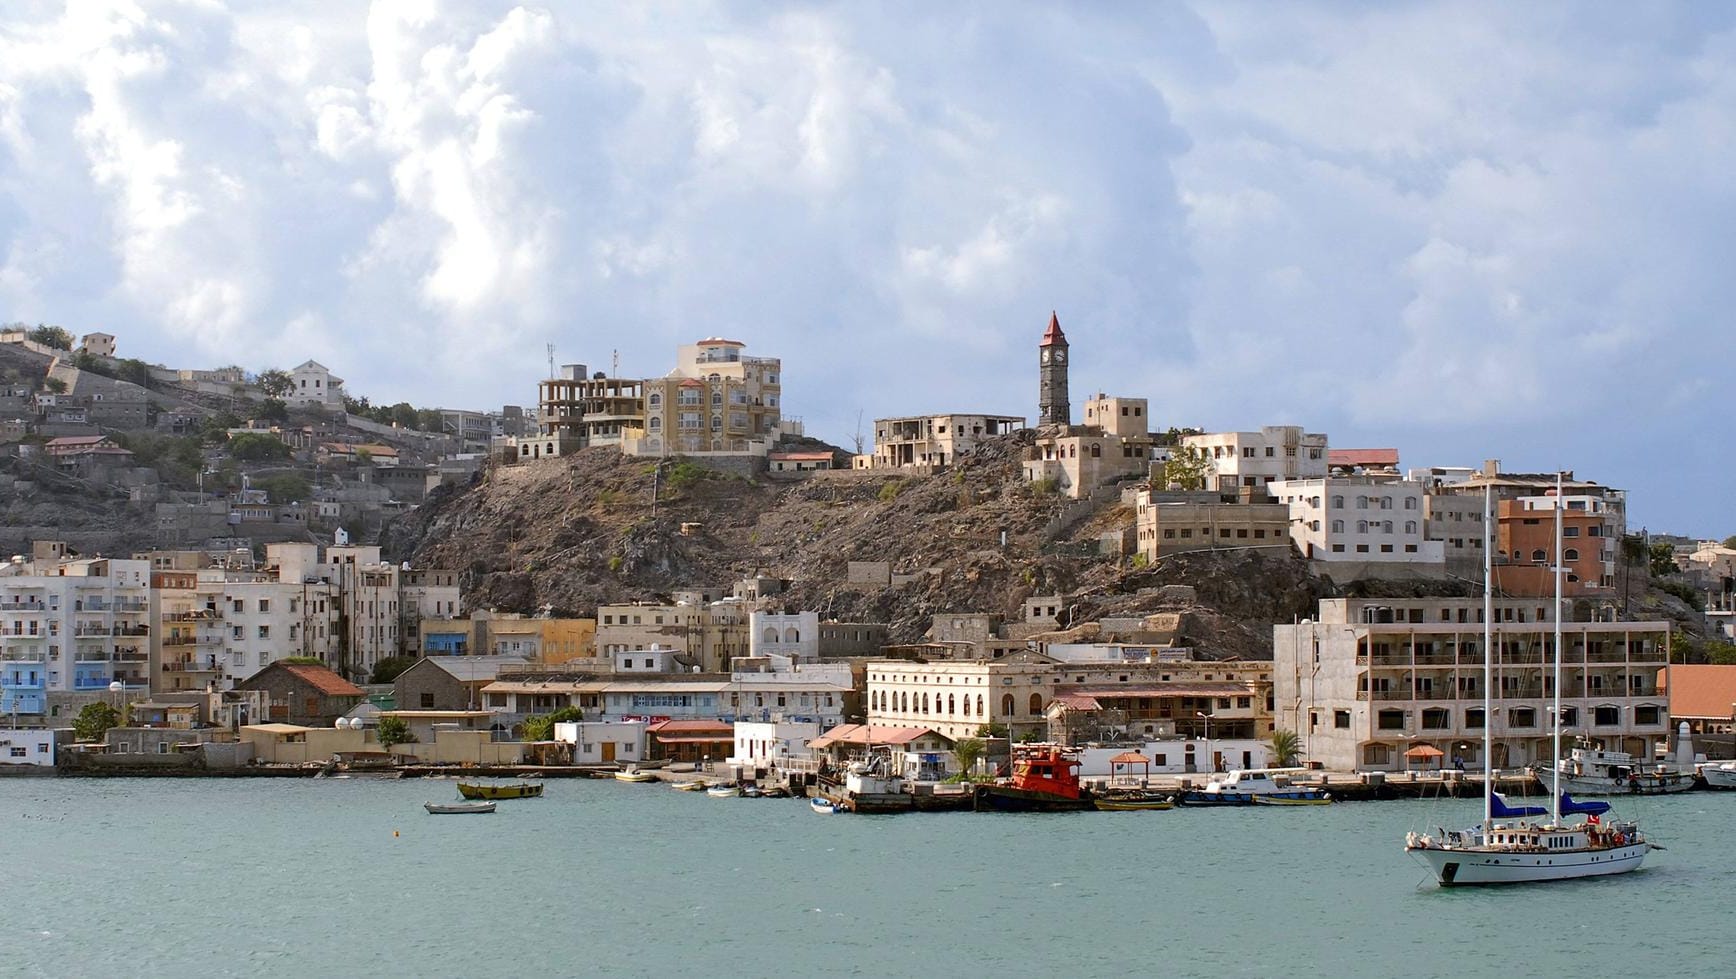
[612,349,619,378]
[546,343,555,380]
[852,409,864,455]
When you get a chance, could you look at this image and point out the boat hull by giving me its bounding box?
[1529,768,1695,796]
[1093,798,1174,811]
[424,801,496,814]
[1180,790,1330,807]
[1250,794,1332,807]
[811,797,843,814]
[974,784,1094,812]
[1407,842,1649,886]
[1699,764,1736,789]
[457,782,543,800]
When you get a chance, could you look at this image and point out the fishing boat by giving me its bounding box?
[457,781,544,800]
[1698,761,1736,789]
[706,784,739,798]
[1179,768,1331,806]
[424,801,496,815]
[973,745,1095,812]
[673,780,709,792]
[614,766,657,783]
[1405,478,1654,886]
[1527,742,1695,796]
[1092,788,1175,811]
[810,796,846,814]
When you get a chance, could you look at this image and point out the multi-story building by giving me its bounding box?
[596,598,750,672]
[399,569,461,657]
[635,338,783,456]
[1273,597,1671,772]
[1,552,152,719]
[1492,495,1620,597]
[519,365,645,461]
[859,413,1023,470]
[1269,476,1445,568]
[749,610,819,661]
[149,569,227,693]
[1023,393,1160,498]
[1420,489,1487,570]
[866,654,1057,741]
[1182,425,1328,491]
[1132,489,1293,561]
[1432,461,1628,550]
[287,360,345,409]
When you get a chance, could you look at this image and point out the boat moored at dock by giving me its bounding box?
[1527,743,1695,796]
[974,745,1094,812]
[1179,768,1330,807]
[457,781,543,800]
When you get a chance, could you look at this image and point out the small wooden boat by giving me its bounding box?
[1250,793,1333,806]
[1093,790,1175,811]
[706,784,739,798]
[424,801,496,815]
[457,781,544,800]
[673,780,708,792]
[614,766,657,783]
[810,796,845,814]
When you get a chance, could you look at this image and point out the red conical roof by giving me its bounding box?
[1040,311,1067,346]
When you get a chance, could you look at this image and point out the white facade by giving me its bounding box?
[730,719,823,768]
[1182,425,1328,491]
[288,360,345,408]
[0,727,58,766]
[1270,477,1445,565]
[219,581,338,682]
[1422,491,1487,566]
[0,558,152,716]
[554,720,647,764]
[1075,738,1270,779]
[748,610,819,661]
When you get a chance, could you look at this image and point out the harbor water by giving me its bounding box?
[2,777,1731,978]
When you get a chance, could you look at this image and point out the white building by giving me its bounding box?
[1269,476,1445,567]
[1182,425,1328,492]
[730,719,824,769]
[748,610,819,661]
[0,727,59,767]
[288,360,345,409]
[1,555,152,717]
[554,720,647,765]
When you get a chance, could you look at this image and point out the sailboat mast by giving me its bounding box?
[1551,471,1564,825]
[1483,483,1493,831]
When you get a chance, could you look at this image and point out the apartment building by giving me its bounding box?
[1,552,152,719]
[1132,488,1293,561]
[149,569,228,693]
[1182,425,1328,491]
[596,598,750,672]
[1273,597,1671,772]
[1269,476,1445,568]
[636,338,783,456]
[1492,495,1620,597]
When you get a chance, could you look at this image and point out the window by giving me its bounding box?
[420,693,435,708]
[1465,708,1485,729]
[1421,708,1449,729]
[1531,549,1547,562]
[1635,705,1660,725]
[1333,709,1350,729]
[1029,693,1043,715]
[1509,707,1536,728]
[257,626,269,639]
[1564,548,1579,561]
[258,599,270,613]
[1002,693,1015,715]
[1376,709,1405,731]
[1363,744,1391,766]
[1594,705,1620,726]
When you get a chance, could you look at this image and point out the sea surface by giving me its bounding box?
[0,776,1730,978]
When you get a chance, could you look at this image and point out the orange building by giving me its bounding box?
[1492,496,1617,598]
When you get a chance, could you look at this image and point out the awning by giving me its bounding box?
[1110,752,1150,765]
[1404,745,1444,759]
[652,735,734,744]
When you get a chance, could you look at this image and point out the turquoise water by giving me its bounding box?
[1,777,1731,978]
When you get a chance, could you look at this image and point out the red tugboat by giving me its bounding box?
[973,744,1095,812]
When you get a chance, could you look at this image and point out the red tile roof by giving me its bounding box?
[281,663,365,697]
[1040,311,1067,347]
[1658,664,1736,720]
[647,719,733,735]
[808,723,952,749]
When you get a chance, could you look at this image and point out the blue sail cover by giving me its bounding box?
[1559,793,1611,816]
[1490,792,1547,818]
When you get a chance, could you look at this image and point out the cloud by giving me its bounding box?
[0,2,1732,532]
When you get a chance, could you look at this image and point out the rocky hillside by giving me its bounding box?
[383,435,1334,658]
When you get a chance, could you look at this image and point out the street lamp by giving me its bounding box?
[1197,711,1213,771]
[108,679,125,724]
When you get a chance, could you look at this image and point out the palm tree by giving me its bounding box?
[952,737,986,779]
[1268,728,1302,768]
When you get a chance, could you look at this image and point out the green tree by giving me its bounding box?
[1156,444,1213,491]
[115,358,153,388]
[256,473,311,504]
[72,702,121,742]
[1722,535,1736,550]
[355,448,373,465]
[1648,541,1680,578]
[257,398,288,423]
[256,368,294,398]
[376,716,412,748]
[1269,728,1302,768]
[370,656,417,684]
[416,408,445,433]
[951,737,986,777]
[389,402,419,429]
[227,433,292,462]
[522,706,584,742]
[28,325,73,349]
[975,722,1009,739]
[43,376,66,394]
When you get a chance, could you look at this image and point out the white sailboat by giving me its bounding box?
[1405,477,1655,886]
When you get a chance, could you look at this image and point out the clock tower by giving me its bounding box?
[1038,311,1070,426]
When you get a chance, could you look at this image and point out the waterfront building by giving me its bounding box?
[730,719,825,770]
[0,726,58,767]
[233,661,365,727]
[553,719,647,765]
[807,724,956,777]
[392,655,531,712]
[1,551,151,721]
[149,568,227,693]
[1657,664,1736,738]
[596,598,748,672]
[866,654,1057,741]
[1273,597,1671,772]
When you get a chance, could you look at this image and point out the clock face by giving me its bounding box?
[1054,349,1066,364]
[1041,349,1051,364]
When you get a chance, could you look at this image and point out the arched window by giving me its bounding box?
[1380,497,1393,510]
[1382,521,1393,533]
[963,695,972,717]
[711,391,722,405]
[1404,521,1416,534]
[1029,693,1043,715]
[976,694,984,716]
[1357,520,1368,533]
[1002,693,1016,716]
[1564,548,1579,561]
[1531,549,1547,562]
[1089,444,1101,458]
[921,693,929,714]
[783,627,799,643]
[1331,520,1344,533]
[948,694,956,716]
[763,627,778,644]
[648,393,661,407]
[648,417,661,431]
[1332,496,1344,508]
[900,692,908,713]
[1356,496,1368,509]
[711,416,722,430]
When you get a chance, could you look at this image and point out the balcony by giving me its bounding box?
[164,660,223,674]
[0,600,46,611]
[72,676,113,690]
[163,635,198,647]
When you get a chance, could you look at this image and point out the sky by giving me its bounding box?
[1,2,1732,535]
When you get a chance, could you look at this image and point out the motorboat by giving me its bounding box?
[673,780,709,792]
[1406,479,1655,886]
[424,801,496,815]
[1527,743,1695,796]
[1179,768,1330,806]
[1697,761,1736,789]
[706,784,739,798]
[614,766,657,783]
[973,745,1094,812]
[810,796,846,814]
[1092,788,1175,811]
[457,781,544,800]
